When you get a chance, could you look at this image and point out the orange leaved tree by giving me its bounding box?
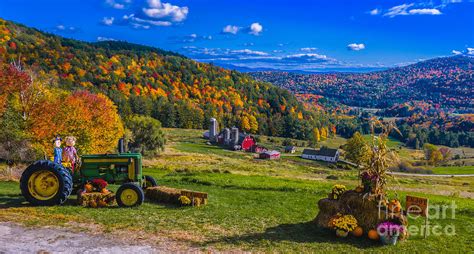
[29,90,124,156]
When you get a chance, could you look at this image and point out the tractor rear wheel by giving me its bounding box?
[116,183,144,207]
[20,160,73,206]
[144,175,158,189]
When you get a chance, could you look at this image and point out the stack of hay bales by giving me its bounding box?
[78,192,116,208]
[146,186,208,207]
[314,190,408,240]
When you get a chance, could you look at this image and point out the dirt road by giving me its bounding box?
[0,222,159,253]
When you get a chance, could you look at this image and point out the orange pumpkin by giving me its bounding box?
[84,183,93,193]
[388,199,402,213]
[351,226,363,237]
[368,229,379,240]
[101,188,110,194]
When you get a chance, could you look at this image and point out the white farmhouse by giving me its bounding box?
[302,147,339,163]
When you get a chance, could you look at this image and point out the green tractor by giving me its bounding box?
[20,139,157,207]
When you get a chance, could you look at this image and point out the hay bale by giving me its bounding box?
[314,190,408,239]
[146,186,208,206]
[180,190,208,207]
[78,192,116,208]
[145,186,181,204]
[314,198,340,228]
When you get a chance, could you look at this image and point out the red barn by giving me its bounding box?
[241,135,256,151]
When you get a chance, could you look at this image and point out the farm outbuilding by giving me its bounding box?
[259,150,280,160]
[285,146,296,153]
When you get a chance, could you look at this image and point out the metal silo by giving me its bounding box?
[209,118,217,140]
[223,128,231,145]
[231,127,239,145]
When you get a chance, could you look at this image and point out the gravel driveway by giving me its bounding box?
[0,222,160,254]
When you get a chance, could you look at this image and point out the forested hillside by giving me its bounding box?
[0,18,333,140]
[251,56,474,111]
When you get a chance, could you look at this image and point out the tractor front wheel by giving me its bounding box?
[20,160,73,206]
[143,175,158,189]
[116,183,144,207]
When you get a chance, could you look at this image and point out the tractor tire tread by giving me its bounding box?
[20,160,73,206]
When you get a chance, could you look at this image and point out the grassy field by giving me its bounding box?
[0,128,473,252]
[431,166,474,175]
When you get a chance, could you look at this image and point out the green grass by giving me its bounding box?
[1,170,473,252]
[1,128,473,252]
[431,166,474,175]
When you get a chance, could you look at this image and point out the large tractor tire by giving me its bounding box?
[20,160,73,206]
[143,175,158,189]
[116,183,144,207]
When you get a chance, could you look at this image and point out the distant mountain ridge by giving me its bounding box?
[251,56,474,111]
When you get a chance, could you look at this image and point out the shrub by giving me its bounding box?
[126,115,166,156]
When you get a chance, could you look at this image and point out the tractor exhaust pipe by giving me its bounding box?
[118,138,125,154]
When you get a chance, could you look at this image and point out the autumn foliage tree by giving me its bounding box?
[29,91,124,155]
[344,132,368,166]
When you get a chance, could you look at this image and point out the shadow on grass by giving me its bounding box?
[0,194,87,208]
[0,194,27,208]
[204,221,381,249]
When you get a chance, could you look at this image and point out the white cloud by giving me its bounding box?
[370,8,381,15]
[347,43,366,51]
[283,53,330,62]
[467,48,474,55]
[231,49,268,56]
[123,14,172,28]
[97,36,117,41]
[55,25,78,33]
[171,33,212,43]
[142,0,189,22]
[249,22,263,35]
[408,8,442,15]
[451,50,462,55]
[102,17,115,26]
[300,47,317,52]
[105,0,126,9]
[222,25,240,34]
[107,0,187,29]
[384,3,414,17]
[382,3,442,17]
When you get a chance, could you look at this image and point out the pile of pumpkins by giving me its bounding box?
[79,181,114,208]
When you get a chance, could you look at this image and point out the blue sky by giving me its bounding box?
[1,0,473,72]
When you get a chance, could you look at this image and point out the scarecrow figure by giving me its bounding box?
[53,136,62,164]
[63,136,79,172]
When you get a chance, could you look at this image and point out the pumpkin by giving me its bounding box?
[368,229,379,240]
[388,199,402,213]
[89,200,97,208]
[355,186,364,193]
[101,188,110,194]
[351,226,363,237]
[84,183,93,193]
